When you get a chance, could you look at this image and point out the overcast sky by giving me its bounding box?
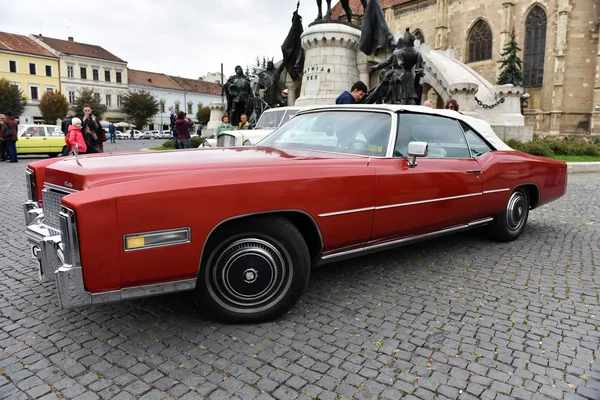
[4,0,343,80]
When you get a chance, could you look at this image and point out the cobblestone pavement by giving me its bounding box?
[1,154,599,400]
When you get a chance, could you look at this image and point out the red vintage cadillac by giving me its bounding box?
[23,105,567,322]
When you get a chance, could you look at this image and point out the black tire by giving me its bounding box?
[487,188,529,242]
[195,216,311,323]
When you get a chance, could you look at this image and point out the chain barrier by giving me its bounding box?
[475,97,505,109]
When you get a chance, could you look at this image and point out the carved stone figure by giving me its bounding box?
[315,0,367,23]
[368,28,424,105]
[222,66,254,127]
[258,61,284,108]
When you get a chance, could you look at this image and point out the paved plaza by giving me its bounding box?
[1,148,599,400]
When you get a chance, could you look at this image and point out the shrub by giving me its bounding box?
[520,142,554,157]
[505,139,524,150]
[570,144,600,157]
[546,140,571,156]
[592,136,600,145]
[162,139,174,148]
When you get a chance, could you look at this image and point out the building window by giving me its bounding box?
[93,69,99,81]
[45,65,52,77]
[67,65,74,78]
[9,60,17,73]
[106,94,112,107]
[187,103,192,114]
[80,67,87,79]
[105,70,111,82]
[160,101,165,113]
[94,93,100,102]
[117,95,122,107]
[30,86,39,100]
[467,20,493,63]
[116,72,122,83]
[524,6,547,87]
[29,63,37,75]
[68,91,76,103]
[175,103,180,113]
[46,87,54,93]
[415,30,425,44]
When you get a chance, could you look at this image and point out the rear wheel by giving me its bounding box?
[195,216,311,322]
[487,188,529,242]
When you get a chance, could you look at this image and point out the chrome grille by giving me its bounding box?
[42,189,68,231]
[217,134,236,147]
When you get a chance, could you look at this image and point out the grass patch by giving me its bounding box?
[149,147,169,151]
[549,155,600,162]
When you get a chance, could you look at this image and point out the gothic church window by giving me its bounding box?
[524,6,547,87]
[467,20,493,63]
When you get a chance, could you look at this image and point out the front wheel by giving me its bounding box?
[487,188,529,242]
[195,216,310,323]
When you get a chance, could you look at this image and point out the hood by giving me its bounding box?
[43,146,368,191]
[68,125,81,134]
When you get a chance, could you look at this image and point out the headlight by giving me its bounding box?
[243,139,255,146]
[26,168,37,202]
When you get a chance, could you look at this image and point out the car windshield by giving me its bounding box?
[255,110,286,129]
[260,110,391,156]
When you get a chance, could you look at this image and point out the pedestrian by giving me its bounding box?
[238,114,250,130]
[175,111,194,149]
[129,127,134,140]
[81,104,101,153]
[0,114,7,161]
[423,100,432,108]
[61,111,75,135]
[444,99,459,112]
[0,112,19,163]
[65,117,87,154]
[171,125,178,149]
[335,81,367,104]
[109,123,116,143]
[216,115,233,135]
[197,125,202,137]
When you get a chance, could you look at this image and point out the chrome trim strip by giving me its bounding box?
[90,279,197,304]
[123,228,191,252]
[26,168,37,202]
[320,217,494,262]
[44,182,78,194]
[318,207,375,218]
[23,201,42,225]
[375,192,482,210]
[483,188,511,194]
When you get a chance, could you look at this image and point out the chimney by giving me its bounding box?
[68,36,74,42]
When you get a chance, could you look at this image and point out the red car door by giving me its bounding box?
[369,113,485,243]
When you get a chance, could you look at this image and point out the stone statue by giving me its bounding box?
[368,28,424,105]
[315,0,367,23]
[258,61,284,108]
[223,65,254,127]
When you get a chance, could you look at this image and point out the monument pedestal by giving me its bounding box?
[295,23,361,106]
[205,103,225,136]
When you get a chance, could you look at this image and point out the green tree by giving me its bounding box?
[120,90,159,130]
[73,88,107,119]
[497,28,524,87]
[195,103,211,125]
[0,78,27,118]
[38,91,69,124]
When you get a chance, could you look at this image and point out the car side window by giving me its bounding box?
[45,127,63,137]
[460,122,493,157]
[394,113,470,158]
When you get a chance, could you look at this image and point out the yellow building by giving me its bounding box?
[0,32,60,123]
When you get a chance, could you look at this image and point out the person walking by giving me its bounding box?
[0,112,19,163]
[109,123,116,143]
[175,111,194,149]
[0,114,7,161]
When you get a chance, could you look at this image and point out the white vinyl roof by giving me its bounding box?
[296,104,514,152]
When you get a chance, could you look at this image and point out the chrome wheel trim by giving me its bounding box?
[506,191,526,232]
[210,238,290,309]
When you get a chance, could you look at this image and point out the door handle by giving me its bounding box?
[467,169,482,175]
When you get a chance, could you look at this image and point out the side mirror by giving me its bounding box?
[407,141,428,167]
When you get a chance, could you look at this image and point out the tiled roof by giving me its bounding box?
[128,69,222,95]
[168,76,221,96]
[32,35,126,63]
[128,69,181,90]
[331,0,415,19]
[0,32,57,58]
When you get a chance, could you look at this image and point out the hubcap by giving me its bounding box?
[212,239,287,307]
[506,191,526,232]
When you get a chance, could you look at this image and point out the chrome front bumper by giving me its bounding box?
[24,205,92,309]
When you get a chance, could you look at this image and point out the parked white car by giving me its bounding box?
[125,130,146,140]
[116,132,129,140]
[201,106,309,148]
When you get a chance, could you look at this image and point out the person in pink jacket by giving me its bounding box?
[65,117,87,154]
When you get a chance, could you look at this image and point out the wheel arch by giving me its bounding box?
[514,183,540,209]
[197,210,324,276]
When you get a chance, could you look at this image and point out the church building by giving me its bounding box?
[332,0,600,136]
